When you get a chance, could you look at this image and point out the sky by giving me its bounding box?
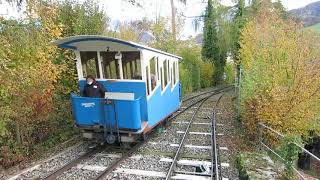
[0,0,319,38]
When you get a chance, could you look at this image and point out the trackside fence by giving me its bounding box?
[258,122,320,180]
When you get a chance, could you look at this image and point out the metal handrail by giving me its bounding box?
[258,122,320,179]
[260,141,306,180]
[258,123,284,138]
[258,122,320,162]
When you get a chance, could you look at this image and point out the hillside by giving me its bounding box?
[305,22,320,32]
[290,1,320,27]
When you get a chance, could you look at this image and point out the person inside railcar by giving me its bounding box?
[83,75,107,98]
[132,71,142,79]
[151,73,156,89]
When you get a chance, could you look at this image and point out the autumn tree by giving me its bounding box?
[0,1,63,160]
[202,0,225,85]
[233,0,245,58]
[58,0,108,36]
[50,0,109,148]
[239,7,320,139]
[0,0,109,167]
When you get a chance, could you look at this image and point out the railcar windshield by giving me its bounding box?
[100,51,120,79]
[121,51,141,80]
[80,51,100,78]
[79,51,142,80]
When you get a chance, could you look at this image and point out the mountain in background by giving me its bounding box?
[289,1,320,27]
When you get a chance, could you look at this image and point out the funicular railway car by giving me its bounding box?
[53,35,182,144]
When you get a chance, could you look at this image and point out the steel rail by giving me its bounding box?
[211,90,227,180]
[182,85,233,103]
[94,87,233,180]
[165,92,217,180]
[208,112,219,180]
[169,87,234,123]
[95,139,146,180]
[208,91,228,180]
[43,144,105,180]
[166,88,229,180]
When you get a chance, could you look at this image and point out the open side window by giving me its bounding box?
[173,62,176,85]
[80,51,100,78]
[122,52,141,80]
[100,51,120,79]
[99,51,141,80]
[171,66,174,88]
[150,57,157,92]
[156,58,160,81]
[171,61,179,88]
[160,67,164,91]
[176,61,179,82]
[146,66,150,95]
[163,60,168,89]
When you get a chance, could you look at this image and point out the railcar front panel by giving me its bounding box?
[79,80,147,122]
[71,94,142,130]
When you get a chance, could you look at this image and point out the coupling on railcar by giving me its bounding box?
[53,35,182,144]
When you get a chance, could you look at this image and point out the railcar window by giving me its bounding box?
[122,52,141,80]
[123,63,132,79]
[171,67,174,88]
[168,62,171,84]
[80,51,100,78]
[163,60,168,88]
[100,51,141,80]
[173,62,176,85]
[156,58,160,81]
[150,57,157,91]
[160,68,164,91]
[100,52,119,79]
[176,62,179,81]
[134,59,142,79]
[146,66,150,95]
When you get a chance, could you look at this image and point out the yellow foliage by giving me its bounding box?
[239,9,320,139]
[0,1,63,146]
[107,22,139,42]
[200,61,214,88]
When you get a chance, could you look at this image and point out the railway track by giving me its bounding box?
[97,86,232,180]
[9,86,233,180]
[165,92,215,179]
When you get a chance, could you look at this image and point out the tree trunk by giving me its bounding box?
[170,0,176,41]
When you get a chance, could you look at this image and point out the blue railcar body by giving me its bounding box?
[73,80,181,130]
[79,80,148,122]
[53,35,182,143]
[71,94,142,130]
[147,84,181,127]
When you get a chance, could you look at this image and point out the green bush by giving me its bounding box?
[0,0,108,168]
[179,45,200,94]
[178,44,214,95]
[224,62,235,84]
[200,60,214,88]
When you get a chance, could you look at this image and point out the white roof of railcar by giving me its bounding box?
[53,35,182,60]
